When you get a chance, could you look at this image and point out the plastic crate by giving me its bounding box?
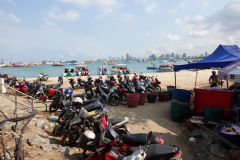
[194,88,233,118]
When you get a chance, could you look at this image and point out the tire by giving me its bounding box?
[61,128,81,146]
[52,124,64,137]
[109,94,119,106]
[120,94,127,105]
[49,102,59,112]
[83,145,96,159]
[154,86,161,92]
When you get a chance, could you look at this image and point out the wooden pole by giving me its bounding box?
[194,70,198,88]
[174,71,177,88]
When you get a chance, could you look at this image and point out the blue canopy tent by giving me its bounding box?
[173,45,240,87]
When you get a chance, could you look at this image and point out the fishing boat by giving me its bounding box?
[97,66,108,75]
[110,64,131,75]
[53,62,64,66]
[63,67,75,77]
[155,64,174,72]
[75,65,90,76]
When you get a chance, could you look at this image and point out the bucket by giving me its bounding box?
[158,91,169,102]
[147,93,158,103]
[138,93,146,105]
[204,106,224,123]
[167,86,176,92]
[217,125,240,147]
[127,93,140,108]
[173,89,192,103]
[171,101,190,122]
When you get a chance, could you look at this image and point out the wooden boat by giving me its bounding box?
[110,64,131,75]
[97,66,108,75]
[75,65,90,76]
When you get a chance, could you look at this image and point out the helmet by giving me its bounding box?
[74,97,83,104]
[64,89,73,95]
[212,71,216,75]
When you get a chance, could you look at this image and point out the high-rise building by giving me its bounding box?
[183,53,186,58]
[160,54,165,59]
[166,54,171,59]
[149,54,156,60]
[171,53,175,57]
[126,53,130,61]
[175,54,180,59]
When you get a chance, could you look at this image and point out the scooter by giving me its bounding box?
[37,73,49,81]
[95,81,120,106]
[84,77,94,99]
[69,78,78,90]
[58,76,63,86]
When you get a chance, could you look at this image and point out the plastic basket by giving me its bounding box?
[204,106,223,123]
[138,93,146,105]
[147,93,158,103]
[158,91,169,101]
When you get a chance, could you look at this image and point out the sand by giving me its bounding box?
[0,69,231,160]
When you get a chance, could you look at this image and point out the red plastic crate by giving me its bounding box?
[193,88,233,118]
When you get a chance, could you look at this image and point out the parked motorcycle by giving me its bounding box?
[69,78,78,90]
[58,76,63,86]
[37,73,49,81]
[95,81,120,106]
[77,77,84,88]
[84,77,94,99]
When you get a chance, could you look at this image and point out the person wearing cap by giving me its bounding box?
[209,71,218,87]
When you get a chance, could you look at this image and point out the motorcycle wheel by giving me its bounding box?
[109,94,119,106]
[49,103,59,112]
[61,128,81,146]
[154,86,161,92]
[83,145,96,159]
[120,94,127,105]
[52,124,64,137]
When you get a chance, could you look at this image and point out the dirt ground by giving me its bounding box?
[0,70,233,160]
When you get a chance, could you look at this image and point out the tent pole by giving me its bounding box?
[226,77,229,89]
[174,71,176,88]
[195,70,198,88]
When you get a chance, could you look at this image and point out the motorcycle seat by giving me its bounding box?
[83,99,98,106]
[84,103,102,112]
[122,133,160,146]
[108,117,129,126]
[74,94,86,99]
[126,144,179,160]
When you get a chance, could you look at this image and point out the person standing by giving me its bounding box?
[209,71,218,87]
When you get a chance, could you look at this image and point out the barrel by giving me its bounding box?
[172,89,192,103]
[158,91,169,101]
[171,101,190,122]
[147,93,158,103]
[138,93,146,105]
[127,93,140,108]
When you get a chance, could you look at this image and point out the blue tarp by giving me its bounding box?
[174,45,240,71]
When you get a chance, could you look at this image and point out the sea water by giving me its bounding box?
[0,60,188,78]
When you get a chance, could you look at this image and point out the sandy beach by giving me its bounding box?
[0,69,231,160]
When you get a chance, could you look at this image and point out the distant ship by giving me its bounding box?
[65,60,77,64]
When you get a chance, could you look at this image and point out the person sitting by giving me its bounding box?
[209,71,218,87]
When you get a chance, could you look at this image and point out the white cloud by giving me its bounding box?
[43,6,80,21]
[185,44,194,50]
[121,13,133,22]
[58,0,119,7]
[96,8,113,18]
[43,18,57,28]
[168,9,176,14]
[179,1,187,9]
[69,52,77,56]
[145,3,158,14]
[0,9,20,23]
[167,33,179,41]
[175,15,209,37]
[59,54,65,58]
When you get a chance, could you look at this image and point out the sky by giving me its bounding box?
[0,0,240,62]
